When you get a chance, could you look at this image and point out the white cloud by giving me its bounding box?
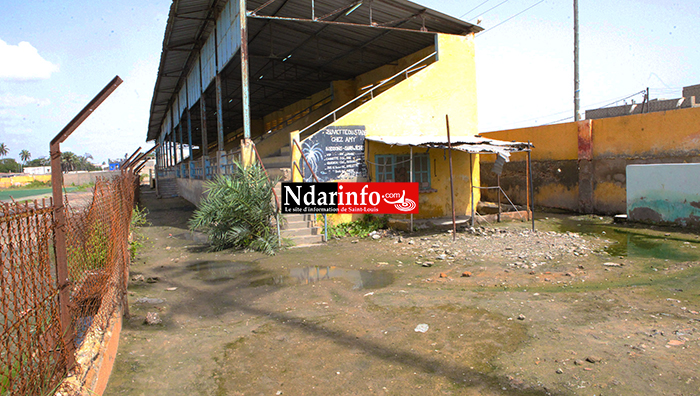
[0,93,51,108]
[0,39,59,80]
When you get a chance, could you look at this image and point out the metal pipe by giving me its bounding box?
[121,147,142,170]
[497,174,501,222]
[525,149,531,221]
[247,13,447,35]
[528,143,535,231]
[133,145,159,173]
[470,153,475,228]
[410,145,413,233]
[215,73,225,174]
[574,0,580,121]
[178,122,184,170]
[199,58,209,179]
[187,108,193,178]
[446,115,456,241]
[240,0,252,140]
[49,75,122,369]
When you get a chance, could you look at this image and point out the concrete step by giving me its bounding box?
[283,220,315,230]
[278,145,290,156]
[281,227,320,238]
[288,234,325,247]
[262,155,289,169]
[283,213,316,222]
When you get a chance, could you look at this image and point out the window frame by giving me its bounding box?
[374,153,432,191]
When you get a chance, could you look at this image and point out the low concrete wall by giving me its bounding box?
[63,171,121,186]
[627,163,700,227]
[56,309,122,396]
[176,178,206,206]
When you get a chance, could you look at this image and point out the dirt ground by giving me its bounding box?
[105,187,700,396]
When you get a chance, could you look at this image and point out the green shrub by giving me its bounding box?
[326,214,389,238]
[129,206,151,258]
[189,161,281,254]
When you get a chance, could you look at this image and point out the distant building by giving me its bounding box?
[585,83,700,120]
[24,166,51,175]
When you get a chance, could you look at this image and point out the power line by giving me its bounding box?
[543,115,574,125]
[460,0,492,19]
[483,90,649,131]
[598,90,646,108]
[469,0,512,22]
[477,0,545,35]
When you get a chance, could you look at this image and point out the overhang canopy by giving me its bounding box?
[147,0,483,142]
[365,135,533,158]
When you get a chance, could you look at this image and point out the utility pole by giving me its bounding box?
[574,0,580,121]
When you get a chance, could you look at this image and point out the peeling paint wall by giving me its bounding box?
[481,106,700,215]
[627,163,700,227]
[479,122,579,211]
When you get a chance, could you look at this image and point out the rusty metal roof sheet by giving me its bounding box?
[147,0,482,141]
[365,135,533,157]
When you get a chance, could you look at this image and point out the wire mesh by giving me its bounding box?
[64,173,134,349]
[1,172,136,395]
[1,199,68,396]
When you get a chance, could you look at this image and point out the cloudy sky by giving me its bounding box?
[1,0,698,164]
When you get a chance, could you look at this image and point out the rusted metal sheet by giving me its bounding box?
[216,73,225,173]
[163,108,172,137]
[200,32,217,89]
[186,57,202,108]
[217,0,242,71]
[178,84,188,119]
[147,0,483,142]
[577,119,592,160]
[627,163,700,227]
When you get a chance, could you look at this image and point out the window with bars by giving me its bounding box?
[374,153,431,191]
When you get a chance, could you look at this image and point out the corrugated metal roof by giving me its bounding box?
[148,0,482,141]
[365,135,533,157]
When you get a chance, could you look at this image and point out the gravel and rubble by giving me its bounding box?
[383,226,609,272]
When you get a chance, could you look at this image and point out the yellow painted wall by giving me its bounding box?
[0,174,51,188]
[591,106,700,212]
[593,107,700,158]
[338,34,477,140]
[326,33,480,220]
[481,122,579,162]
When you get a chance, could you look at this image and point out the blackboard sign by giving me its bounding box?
[301,125,367,182]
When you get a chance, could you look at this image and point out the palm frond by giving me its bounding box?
[189,160,282,254]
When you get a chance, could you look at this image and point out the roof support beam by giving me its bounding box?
[247,14,438,35]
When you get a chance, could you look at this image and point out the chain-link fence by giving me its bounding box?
[1,172,136,395]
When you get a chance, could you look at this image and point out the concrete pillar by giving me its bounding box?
[200,96,209,179]
[215,74,225,174]
[187,109,193,178]
[241,138,255,168]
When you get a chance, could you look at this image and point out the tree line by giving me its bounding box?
[0,143,101,173]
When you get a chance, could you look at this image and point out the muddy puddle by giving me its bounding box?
[286,266,393,289]
[186,260,254,282]
[172,231,208,243]
[556,217,700,261]
[188,261,393,290]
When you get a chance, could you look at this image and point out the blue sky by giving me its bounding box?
[1,0,699,164]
